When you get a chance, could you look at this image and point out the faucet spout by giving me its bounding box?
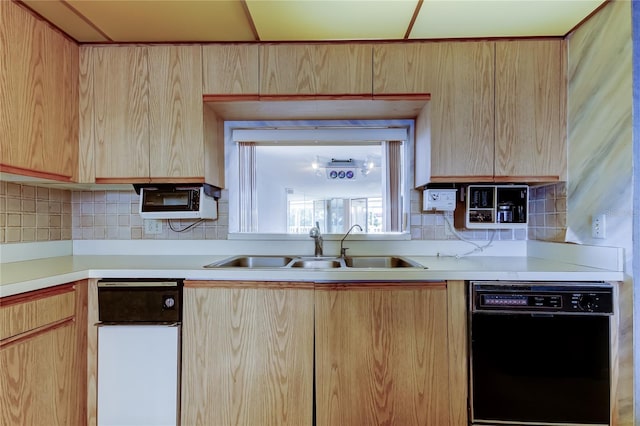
[309,222,323,257]
[340,224,363,258]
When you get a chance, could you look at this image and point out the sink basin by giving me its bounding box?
[204,255,295,268]
[204,255,424,269]
[343,256,423,268]
[289,258,344,269]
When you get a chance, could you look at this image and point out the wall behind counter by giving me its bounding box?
[1,182,565,243]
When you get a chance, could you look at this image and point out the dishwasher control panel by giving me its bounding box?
[471,281,613,315]
[98,279,183,323]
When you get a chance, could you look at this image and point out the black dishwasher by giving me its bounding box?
[469,281,613,426]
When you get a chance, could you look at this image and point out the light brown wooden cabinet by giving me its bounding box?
[182,281,467,426]
[82,45,224,186]
[91,46,150,182]
[315,282,452,426]
[181,282,314,426]
[260,44,373,96]
[0,0,78,182]
[494,40,566,181]
[0,282,87,426]
[375,42,495,184]
[202,44,259,95]
[375,40,565,185]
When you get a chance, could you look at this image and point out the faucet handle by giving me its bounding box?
[340,247,349,258]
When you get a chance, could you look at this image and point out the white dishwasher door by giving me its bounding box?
[98,325,180,426]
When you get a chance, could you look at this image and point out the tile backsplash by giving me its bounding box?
[0,182,567,243]
[0,182,72,243]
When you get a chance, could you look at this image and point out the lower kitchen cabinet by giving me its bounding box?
[181,282,315,426]
[183,280,467,426]
[0,282,87,426]
[315,282,451,426]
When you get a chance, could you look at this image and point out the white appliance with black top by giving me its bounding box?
[97,279,183,426]
[469,281,614,426]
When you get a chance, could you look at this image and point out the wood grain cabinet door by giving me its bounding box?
[260,44,372,95]
[202,44,259,95]
[495,40,566,181]
[181,285,314,426]
[148,45,205,181]
[428,42,495,182]
[93,46,150,182]
[315,283,450,426]
[373,43,436,94]
[0,1,78,181]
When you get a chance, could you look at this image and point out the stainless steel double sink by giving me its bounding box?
[204,255,425,269]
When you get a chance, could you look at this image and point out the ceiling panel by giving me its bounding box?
[67,0,256,42]
[21,0,108,42]
[17,0,608,43]
[411,0,605,39]
[246,0,419,41]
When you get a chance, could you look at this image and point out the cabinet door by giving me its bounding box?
[315,283,450,426]
[495,40,565,180]
[182,285,314,426]
[202,44,259,95]
[373,43,435,94]
[1,283,86,426]
[260,44,372,95]
[93,46,150,182]
[148,45,204,181]
[0,1,78,181]
[429,42,494,182]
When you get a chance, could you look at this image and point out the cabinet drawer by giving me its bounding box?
[0,286,75,341]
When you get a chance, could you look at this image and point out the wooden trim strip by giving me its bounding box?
[0,318,74,349]
[0,283,75,307]
[404,0,424,39]
[314,281,446,291]
[430,176,495,183]
[258,94,373,101]
[148,177,205,184]
[59,0,113,42]
[185,280,315,290]
[95,177,151,184]
[446,280,468,426]
[494,175,560,183]
[239,0,260,41]
[372,93,431,101]
[0,164,72,182]
[203,94,260,102]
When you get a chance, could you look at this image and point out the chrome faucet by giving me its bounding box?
[340,224,362,258]
[309,221,323,257]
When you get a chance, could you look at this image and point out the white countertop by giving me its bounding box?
[0,245,625,297]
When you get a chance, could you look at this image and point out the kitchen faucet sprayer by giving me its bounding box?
[340,224,363,258]
[309,221,323,257]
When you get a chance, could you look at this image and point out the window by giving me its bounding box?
[226,120,413,237]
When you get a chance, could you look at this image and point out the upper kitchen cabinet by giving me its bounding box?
[148,46,207,182]
[373,43,436,94]
[494,40,566,181]
[422,42,495,183]
[84,45,223,186]
[374,42,495,185]
[202,44,259,95]
[260,44,373,96]
[91,46,150,183]
[0,1,78,182]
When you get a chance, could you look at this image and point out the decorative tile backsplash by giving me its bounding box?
[1,182,567,243]
[0,182,72,243]
[70,189,229,240]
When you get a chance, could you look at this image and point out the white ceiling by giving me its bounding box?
[19,0,608,43]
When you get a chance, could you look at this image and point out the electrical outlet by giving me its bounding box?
[423,189,457,212]
[144,219,163,235]
[592,214,606,239]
